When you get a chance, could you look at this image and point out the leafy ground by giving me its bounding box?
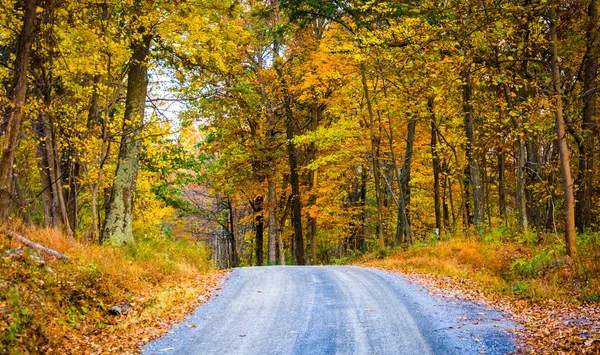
[363,231,600,354]
[0,227,226,355]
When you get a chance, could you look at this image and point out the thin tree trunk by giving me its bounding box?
[40,112,72,235]
[273,36,304,265]
[267,175,277,264]
[358,166,367,251]
[502,83,528,231]
[51,137,72,236]
[306,169,317,264]
[497,147,507,223]
[34,112,55,227]
[103,32,152,247]
[575,0,598,231]
[227,198,239,267]
[305,105,319,265]
[429,100,442,235]
[461,71,485,233]
[283,98,305,265]
[0,0,37,224]
[360,63,384,249]
[396,120,415,244]
[549,6,576,257]
[13,172,31,225]
[255,196,264,266]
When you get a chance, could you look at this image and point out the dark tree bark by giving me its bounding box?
[0,0,38,224]
[227,198,239,268]
[575,0,598,231]
[461,71,485,233]
[254,196,264,266]
[429,99,442,234]
[305,104,320,264]
[284,99,305,265]
[360,63,385,249]
[502,82,529,231]
[395,120,415,244]
[497,147,507,222]
[34,112,55,227]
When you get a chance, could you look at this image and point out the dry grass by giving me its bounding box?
[362,232,600,354]
[0,225,225,354]
[363,232,600,303]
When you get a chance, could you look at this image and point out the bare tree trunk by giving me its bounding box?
[360,63,384,249]
[227,198,239,267]
[396,120,415,244]
[497,147,507,223]
[575,0,598,231]
[305,105,319,265]
[254,196,264,266]
[306,169,317,264]
[50,133,72,236]
[277,199,287,265]
[0,0,37,224]
[283,99,305,265]
[267,175,277,264]
[429,100,442,235]
[13,172,31,225]
[549,6,576,257]
[502,83,528,231]
[34,112,55,227]
[358,166,368,249]
[103,32,152,247]
[461,71,485,233]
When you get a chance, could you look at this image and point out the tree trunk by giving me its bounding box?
[461,71,485,233]
[306,168,317,264]
[0,0,37,224]
[575,0,598,231]
[255,196,264,266]
[360,63,385,249]
[396,120,415,244]
[429,100,442,235]
[227,198,239,268]
[549,6,576,257]
[13,172,31,225]
[267,175,277,264]
[358,166,367,250]
[49,132,72,236]
[34,112,55,228]
[103,32,151,247]
[284,102,305,265]
[502,83,528,231]
[497,147,507,223]
[305,105,319,265]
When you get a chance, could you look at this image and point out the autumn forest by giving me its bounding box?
[1,0,600,353]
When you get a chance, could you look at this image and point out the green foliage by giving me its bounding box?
[510,247,558,278]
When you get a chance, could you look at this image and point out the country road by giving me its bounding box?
[142,266,515,355]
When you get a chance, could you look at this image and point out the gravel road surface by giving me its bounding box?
[143,266,515,355]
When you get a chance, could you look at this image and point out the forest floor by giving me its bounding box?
[362,234,600,354]
[0,226,226,355]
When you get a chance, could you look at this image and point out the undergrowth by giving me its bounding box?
[363,228,600,304]
[0,226,222,354]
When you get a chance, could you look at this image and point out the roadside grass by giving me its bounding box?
[0,225,224,354]
[361,228,600,353]
[362,229,600,303]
